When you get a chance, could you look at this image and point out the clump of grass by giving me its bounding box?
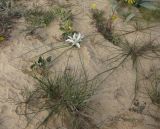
[120,39,160,66]
[96,38,160,101]
[91,8,122,46]
[148,84,160,107]
[25,7,55,27]
[25,6,75,39]
[91,9,113,41]
[0,0,22,43]
[147,68,160,107]
[16,70,98,129]
[117,39,160,99]
[95,38,160,77]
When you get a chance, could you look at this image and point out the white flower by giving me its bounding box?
[65,33,84,48]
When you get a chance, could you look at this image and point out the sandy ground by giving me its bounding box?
[0,0,160,129]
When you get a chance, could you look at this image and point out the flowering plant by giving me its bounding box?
[66,33,84,48]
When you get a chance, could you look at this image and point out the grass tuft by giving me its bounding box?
[148,85,160,107]
[25,6,75,39]
[97,38,160,101]
[91,8,122,46]
[16,70,99,129]
[25,7,55,27]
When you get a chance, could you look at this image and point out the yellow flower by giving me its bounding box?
[126,0,136,5]
[0,36,5,42]
[68,26,72,31]
[91,3,97,10]
[111,15,118,21]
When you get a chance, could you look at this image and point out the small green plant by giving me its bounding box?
[60,19,75,39]
[95,38,160,101]
[24,6,75,39]
[91,8,122,46]
[25,7,55,27]
[91,9,113,40]
[54,7,76,39]
[129,99,146,113]
[16,70,98,129]
[30,56,52,75]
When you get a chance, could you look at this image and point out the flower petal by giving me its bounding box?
[66,39,74,43]
[75,43,80,48]
[77,33,81,41]
[68,36,73,39]
[73,33,76,40]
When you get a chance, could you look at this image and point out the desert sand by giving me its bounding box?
[0,0,160,129]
